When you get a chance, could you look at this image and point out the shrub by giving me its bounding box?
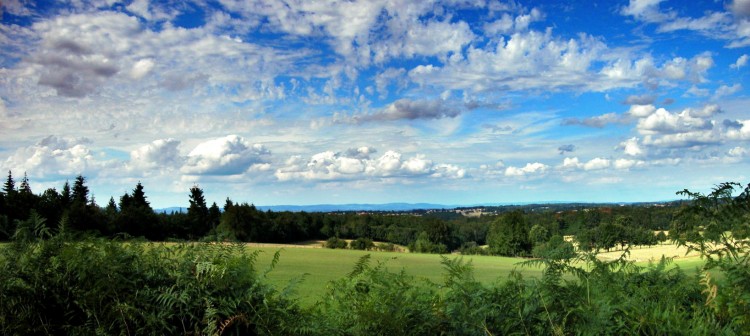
[0,235,304,335]
[349,237,374,250]
[325,236,348,249]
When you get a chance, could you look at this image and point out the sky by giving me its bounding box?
[1,0,749,208]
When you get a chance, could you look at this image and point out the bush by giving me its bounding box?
[457,241,488,255]
[375,242,396,252]
[325,236,348,249]
[349,237,374,250]
[0,235,304,335]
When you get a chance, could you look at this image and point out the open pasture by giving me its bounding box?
[248,243,705,305]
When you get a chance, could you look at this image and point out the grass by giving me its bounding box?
[249,245,708,306]
[0,240,708,306]
[249,247,540,306]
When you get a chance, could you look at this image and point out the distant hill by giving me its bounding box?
[155,200,680,214]
[255,203,458,212]
[155,207,188,214]
[155,203,456,213]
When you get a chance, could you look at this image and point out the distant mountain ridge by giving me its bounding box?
[156,203,457,213]
[155,200,678,214]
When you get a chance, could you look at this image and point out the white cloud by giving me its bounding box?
[560,157,611,170]
[274,148,465,182]
[728,146,749,157]
[731,54,748,69]
[484,8,543,35]
[713,83,742,100]
[726,120,750,139]
[636,107,714,135]
[620,137,644,156]
[614,158,646,169]
[621,0,750,48]
[4,136,101,178]
[505,162,548,177]
[181,135,270,175]
[627,104,657,118]
[129,138,182,170]
[130,59,155,80]
[561,157,582,169]
[583,157,611,170]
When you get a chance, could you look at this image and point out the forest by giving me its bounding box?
[1,172,749,334]
[0,171,677,257]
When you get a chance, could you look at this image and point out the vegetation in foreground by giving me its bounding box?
[0,182,748,334]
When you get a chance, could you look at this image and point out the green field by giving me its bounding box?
[249,247,538,305]
[0,241,707,306]
[248,246,706,306]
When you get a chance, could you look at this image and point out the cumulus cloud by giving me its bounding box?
[274,148,465,182]
[129,138,182,170]
[726,120,750,139]
[4,135,100,178]
[356,99,460,122]
[614,158,646,169]
[636,106,715,135]
[182,135,270,175]
[504,162,548,177]
[560,157,611,171]
[627,104,657,118]
[619,137,644,156]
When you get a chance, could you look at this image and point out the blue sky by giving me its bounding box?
[1,0,749,208]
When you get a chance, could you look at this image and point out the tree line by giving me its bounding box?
[1,171,676,256]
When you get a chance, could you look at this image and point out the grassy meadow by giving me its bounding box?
[248,244,705,306]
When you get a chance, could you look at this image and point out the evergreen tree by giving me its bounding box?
[1,171,19,221]
[71,175,89,205]
[60,181,72,209]
[131,182,150,209]
[188,186,210,238]
[115,183,159,239]
[19,173,31,194]
[3,171,15,196]
[209,202,221,232]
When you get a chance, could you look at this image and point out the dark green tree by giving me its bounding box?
[3,171,15,196]
[187,186,210,238]
[487,210,531,256]
[71,175,89,205]
[60,181,72,209]
[115,183,159,239]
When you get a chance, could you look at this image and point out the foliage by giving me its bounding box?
[325,236,348,249]
[487,210,531,256]
[0,234,304,335]
[313,255,443,335]
[672,182,750,330]
[349,237,374,250]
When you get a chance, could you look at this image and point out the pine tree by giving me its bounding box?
[19,172,32,194]
[61,181,72,208]
[131,182,151,209]
[72,175,89,205]
[3,171,15,196]
[188,186,210,238]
